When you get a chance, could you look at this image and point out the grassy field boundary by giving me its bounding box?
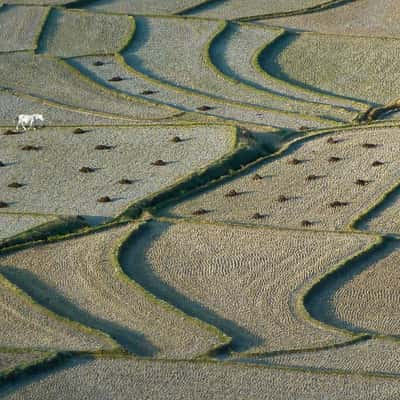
[253,30,367,111]
[115,125,275,221]
[298,234,384,337]
[0,215,90,250]
[0,86,168,124]
[153,121,400,218]
[348,178,400,232]
[115,15,341,128]
[205,21,346,122]
[114,222,232,357]
[235,0,358,22]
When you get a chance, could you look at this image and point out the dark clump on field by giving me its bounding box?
[301,220,313,227]
[93,61,104,66]
[0,161,5,167]
[171,136,182,143]
[251,212,264,219]
[97,196,112,203]
[3,129,20,135]
[252,173,263,181]
[108,76,124,82]
[327,137,340,144]
[355,179,370,186]
[197,105,213,111]
[0,201,8,208]
[299,126,309,131]
[151,160,167,166]
[277,195,290,202]
[141,90,158,95]
[118,179,133,184]
[192,208,209,215]
[95,145,113,150]
[7,182,24,188]
[79,167,95,173]
[362,143,378,148]
[306,174,324,181]
[372,160,384,167]
[21,145,41,151]
[287,158,303,165]
[328,156,342,162]
[73,128,88,134]
[225,189,240,197]
[329,201,349,208]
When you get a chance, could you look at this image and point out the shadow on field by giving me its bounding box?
[305,237,399,336]
[260,32,373,106]
[120,222,263,352]
[0,268,158,357]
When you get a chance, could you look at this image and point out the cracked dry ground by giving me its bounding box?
[1,0,400,399]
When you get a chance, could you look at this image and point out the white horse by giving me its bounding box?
[15,114,45,131]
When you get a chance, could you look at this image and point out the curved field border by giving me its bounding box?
[0,51,182,121]
[116,16,340,129]
[254,29,368,111]
[205,20,351,122]
[209,21,356,121]
[36,7,136,57]
[234,0,359,22]
[115,223,231,357]
[0,264,119,351]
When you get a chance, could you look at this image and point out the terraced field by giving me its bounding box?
[1,124,234,220]
[162,126,400,230]
[0,5,49,52]
[2,1,400,398]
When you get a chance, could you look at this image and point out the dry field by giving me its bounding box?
[162,126,400,231]
[122,220,374,353]
[308,238,400,337]
[0,350,53,374]
[262,0,400,38]
[0,124,234,219]
[71,55,330,130]
[1,0,400,397]
[185,0,333,20]
[0,224,222,357]
[0,5,48,52]
[0,274,111,351]
[0,89,138,126]
[38,9,134,57]
[3,357,400,400]
[122,16,335,129]
[265,32,400,105]
[249,338,400,376]
[0,52,177,120]
[83,0,208,15]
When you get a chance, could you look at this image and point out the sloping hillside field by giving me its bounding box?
[2,1,400,398]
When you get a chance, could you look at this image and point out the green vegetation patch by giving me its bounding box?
[266,32,400,105]
[38,9,134,57]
